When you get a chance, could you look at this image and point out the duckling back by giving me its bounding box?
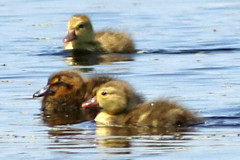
[95,30,135,53]
[95,99,202,128]
[127,100,202,128]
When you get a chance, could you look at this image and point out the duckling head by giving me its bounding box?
[33,70,84,99]
[63,14,94,49]
[83,81,141,115]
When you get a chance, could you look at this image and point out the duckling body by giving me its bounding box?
[82,81,202,128]
[95,100,200,128]
[64,14,135,53]
[33,70,114,125]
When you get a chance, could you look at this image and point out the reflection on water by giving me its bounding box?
[43,111,240,158]
[46,123,198,158]
[65,50,134,66]
[37,49,134,66]
[95,125,195,155]
[95,125,194,136]
[41,108,100,126]
[39,47,240,67]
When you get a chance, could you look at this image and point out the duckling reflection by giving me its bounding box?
[33,69,114,126]
[64,14,135,53]
[97,137,131,155]
[95,126,195,156]
[96,126,191,137]
[66,50,134,66]
[40,110,98,126]
[83,80,203,128]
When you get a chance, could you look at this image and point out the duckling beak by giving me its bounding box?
[63,29,77,43]
[33,85,52,98]
[82,96,99,108]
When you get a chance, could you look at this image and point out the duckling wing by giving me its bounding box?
[95,31,135,53]
[126,100,202,128]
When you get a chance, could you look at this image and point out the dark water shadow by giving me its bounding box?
[35,49,134,66]
[149,47,240,54]
[200,116,240,128]
[40,47,240,56]
[33,47,240,67]
[198,105,240,128]
[40,108,100,127]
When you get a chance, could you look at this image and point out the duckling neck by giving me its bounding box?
[42,91,85,113]
[95,111,130,126]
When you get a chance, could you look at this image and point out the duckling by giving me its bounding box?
[63,14,135,53]
[82,80,202,128]
[33,70,86,114]
[33,70,114,113]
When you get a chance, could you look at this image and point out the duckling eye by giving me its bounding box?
[101,91,108,96]
[78,24,85,29]
[54,81,72,89]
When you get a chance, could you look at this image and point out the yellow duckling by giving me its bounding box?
[82,80,202,128]
[63,14,135,53]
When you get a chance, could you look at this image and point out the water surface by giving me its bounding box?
[1,0,240,159]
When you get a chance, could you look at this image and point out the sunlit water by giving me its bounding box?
[1,0,240,159]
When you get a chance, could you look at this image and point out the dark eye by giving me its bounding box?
[54,81,72,89]
[101,91,108,96]
[78,24,85,29]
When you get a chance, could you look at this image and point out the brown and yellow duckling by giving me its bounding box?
[63,14,135,53]
[33,70,114,125]
[33,69,115,113]
[33,70,84,113]
[82,80,202,128]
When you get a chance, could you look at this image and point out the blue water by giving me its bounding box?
[1,0,240,159]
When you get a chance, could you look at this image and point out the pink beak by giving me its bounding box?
[63,29,77,43]
[82,96,99,108]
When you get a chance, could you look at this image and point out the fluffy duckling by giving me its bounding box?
[82,80,202,128]
[33,70,114,114]
[63,14,135,53]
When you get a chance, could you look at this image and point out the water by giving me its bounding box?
[1,0,240,159]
